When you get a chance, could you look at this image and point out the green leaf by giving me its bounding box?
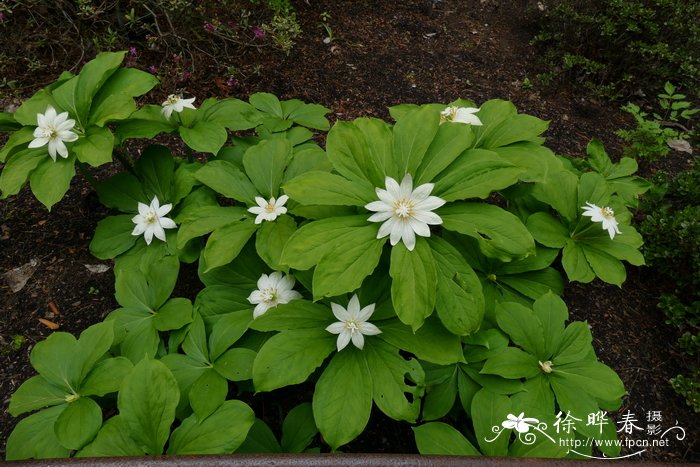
[422,367,458,420]
[75,51,125,121]
[281,403,318,453]
[93,67,158,103]
[471,389,512,456]
[168,400,255,454]
[390,238,438,331]
[195,161,258,205]
[526,212,570,248]
[492,142,559,183]
[243,137,292,198]
[365,339,424,422]
[393,106,440,176]
[551,360,625,408]
[553,322,593,366]
[250,92,283,117]
[413,422,481,456]
[177,206,249,248]
[88,93,137,127]
[54,397,102,450]
[72,126,114,166]
[77,416,145,458]
[313,224,385,299]
[313,348,372,450]
[283,170,374,206]
[90,215,138,259]
[481,347,540,379]
[29,156,76,211]
[281,215,369,270]
[531,169,579,222]
[495,302,546,358]
[581,245,626,286]
[325,121,382,185]
[249,300,331,332]
[353,117,395,184]
[30,332,81,392]
[586,138,613,173]
[253,329,336,391]
[76,321,116,380]
[479,114,549,149]
[182,313,209,363]
[118,358,179,455]
[203,219,259,271]
[0,148,46,198]
[429,236,485,335]
[433,149,522,201]
[136,145,174,202]
[5,404,70,460]
[285,101,331,130]
[154,297,193,331]
[202,98,260,130]
[532,292,568,358]
[80,357,134,397]
[208,310,252,360]
[96,172,146,212]
[236,419,282,453]
[0,126,34,163]
[9,376,68,416]
[13,88,60,126]
[255,215,296,270]
[415,122,474,185]
[561,239,595,283]
[378,317,464,365]
[440,203,535,261]
[189,369,228,421]
[115,269,156,312]
[180,121,228,154]
[214,348,256,381]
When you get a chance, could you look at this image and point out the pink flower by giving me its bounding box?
[204,22,216,33]
[147,65,158,74]
[252,26,265,39]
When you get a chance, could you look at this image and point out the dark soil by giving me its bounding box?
[0,0,697,461]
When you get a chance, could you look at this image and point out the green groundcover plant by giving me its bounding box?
[1,52,647,459]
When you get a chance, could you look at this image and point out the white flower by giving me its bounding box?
[539,360,553,374]
[131,196,177,245]
[581,202,621,239]
[325,294,381,351]
[502,413,540,433]
[161,94,196,119]
[365,174,446,251]
[248,195,288,224]
[247,272,302,318]
[28,105,79,161]
[440,106,482,125]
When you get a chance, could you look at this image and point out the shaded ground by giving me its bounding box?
[0,0,697,461]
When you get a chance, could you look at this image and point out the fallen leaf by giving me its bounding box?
[39,318,60,330]
[667,139,693,154]
[2,259,40,293]
[48,301,60,316]
[84,264,111,274]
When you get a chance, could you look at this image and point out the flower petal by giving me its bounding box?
[359,322,381,336]
[336,332,351,351]
[325,322,345,334]
[351,332,365,350]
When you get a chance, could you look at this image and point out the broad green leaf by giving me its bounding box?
[52,77,80,124]
[13,88,60,126]
[189,369,228,421]
[526,212,569,248]
[313,224,385,299]
[479,114,549,149]
[480,347,540,379]
[29,156,76,211]
[160,353,209,416]
[582,245,626,286]
[532,292,568,357]
[214,348,256,381]
[0,148,46,197]
[249,300,331,332]
[440,203,535,261]
[202,98,260,130]
[80,357,133,397]
[180,121,228,154]
[115,269,156,312]
[154,298,193,331]
[413,422,481,456]
[116,115,174,141]
[255,215,296,270]
[471,389,512,456]
[553,322,593,366]
[531,169,579,222]
[429,236,484,335]
[76,416,145,457]
[283,146,332,183]
[9,376,68,416]
[378,317,464,365]
[365,339,424,422]
[253,329,336,392]
[89,215,137,259]
[498,269,564,301]
[415,122,474,185]
[30,332,81,392]
[422,368,457,420]
[0,126,34,163]
[182,313,209,363]
[393,106,440,177]
[243,138,292,198]
[313,348,372,450]
[75,51,125,121]
[281,403,318,453]
[54,397,102,450]
[586,138,613,173]
[353,117,395,183]
[249,92,283,117]
[106,308,158,363]
[283,170,374,206]
[92,67,158,103]
[281,215,369,270]
[136,144,174,202]
[495,302,546,358]
[5,404,70,460]
[551,360,625,408]
[208,310,252,360]
[196,285,252,319]
[72,126,114,166]
[88,93,136,127]
[492,142,560,183]
[195,161,258,205]
[203,219,259,271]
[235,419,282,453]
[285,101,331,130]
[96,172,146,212]
[168,400,255,454]
[433,149,522,201]
[118,358,179,455]
[390,239,437,331]
[561,239,595,283]
[326,121,382,185]
[177,205,248,248]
